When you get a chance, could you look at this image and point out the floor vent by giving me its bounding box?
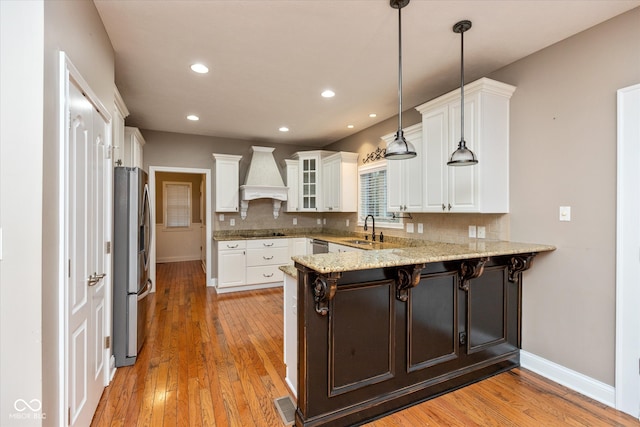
[274,395,295,426]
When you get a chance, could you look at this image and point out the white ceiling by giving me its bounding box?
[94,0,639,148]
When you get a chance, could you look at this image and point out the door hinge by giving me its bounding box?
[105,336,110,349]
[105,241,111,254]
[68,407,71,425]
[68,259,71,278]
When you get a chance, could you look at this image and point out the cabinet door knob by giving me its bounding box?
[442,204,446,211]
[448,203,452,211]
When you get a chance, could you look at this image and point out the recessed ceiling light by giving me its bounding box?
[279,126,289,132]
[369,113,377,118]
[186,115,199,121]
[321,89,335,98]
[190,63,209,74]
[347,124,355,129]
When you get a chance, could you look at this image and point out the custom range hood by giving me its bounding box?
[239,146,288,219]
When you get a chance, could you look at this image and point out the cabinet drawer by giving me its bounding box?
[218,240,246,250]
[247,247,290,266]
[247,238,288,249]
[247,265,284,284]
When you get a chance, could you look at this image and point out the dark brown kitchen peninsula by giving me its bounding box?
[292,241,554,427]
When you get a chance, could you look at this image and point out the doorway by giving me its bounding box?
[615,82,640,419]
[148,166,212,290]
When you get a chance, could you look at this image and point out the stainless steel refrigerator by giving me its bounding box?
[113,167,152,367]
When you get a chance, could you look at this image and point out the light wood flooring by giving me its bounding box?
[91,260,640,426]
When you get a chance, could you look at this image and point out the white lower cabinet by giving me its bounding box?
[216,240,247,288]
[328,242,363,253]
[246,239,289,285]
[288,237,308,257]
[283,270,297,396]
[216,237,309,292]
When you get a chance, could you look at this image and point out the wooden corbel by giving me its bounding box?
[458,257,488,291]
[508,254,535,283]
[313,273,341,316]
[395,264,424,302]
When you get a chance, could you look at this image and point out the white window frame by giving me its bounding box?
[357,160,403,229]
[163,181,192,230]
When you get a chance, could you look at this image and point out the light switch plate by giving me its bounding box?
[219,214,224,221]
[293,217,297,225]
[317,218,321,225]
[468,225,477,238]
[346,219,350,227]
[406,223,414,233]
[559,206,571,221]
[477,226,486,239]
[230,218,235,226]
[417,223,424,234]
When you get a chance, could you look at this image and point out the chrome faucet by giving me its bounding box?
[364,215,376,242]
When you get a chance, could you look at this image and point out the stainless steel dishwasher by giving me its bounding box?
[311,239,329,254]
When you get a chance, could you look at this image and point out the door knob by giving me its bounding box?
[88,272,106,286]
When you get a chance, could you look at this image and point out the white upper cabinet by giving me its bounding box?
[322,152,359,212]
[112,87,129,168]
[292,151,331,212]
[383,124,423,212]
[416,78,516,213]
[284,159,299,212]
[118,126,145,170]
[212,153,242,212]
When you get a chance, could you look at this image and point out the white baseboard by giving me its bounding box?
[520,350,615,408]
[157,255,200,263]
[214,281,283,294]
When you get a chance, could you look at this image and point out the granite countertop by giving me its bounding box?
[279,264,297,277]
[291,240,556,274]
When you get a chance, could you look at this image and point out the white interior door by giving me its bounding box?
[616,82,640,419]
[65,77,108,427]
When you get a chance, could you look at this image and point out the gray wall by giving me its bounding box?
[487,7,640,385]
[142,130,324,231]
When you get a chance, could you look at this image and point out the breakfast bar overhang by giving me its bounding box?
[292,241,555,427]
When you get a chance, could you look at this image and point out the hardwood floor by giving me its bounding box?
[91,261,639,426]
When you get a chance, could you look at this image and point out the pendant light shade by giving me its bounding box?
[385,0,416,160]
[448,20,478,166]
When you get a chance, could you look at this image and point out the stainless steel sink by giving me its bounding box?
[345,239,375,246]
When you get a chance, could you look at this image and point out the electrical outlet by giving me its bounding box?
[293,217,297,225]
[323,218,326,225]
[219,214,224,221]
[477,226,486,239]
[559,206,571,221]
[468,225,477,238]
[230,218,235,226]
[406,223,414,233]
[417,223,424,234]
[317,218,321,225]
[346,219,350,227]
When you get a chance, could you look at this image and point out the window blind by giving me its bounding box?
[165,183,191,227]
[359,165,398,224]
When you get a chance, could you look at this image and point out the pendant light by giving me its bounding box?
[447,20,478,166]
[384,0,416,160]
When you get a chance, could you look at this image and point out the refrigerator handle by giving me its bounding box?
[137,278,152,301]
[142,182,152,269]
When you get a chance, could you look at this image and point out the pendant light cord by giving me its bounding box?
[460,26,465,145]
[397,4,403,138]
